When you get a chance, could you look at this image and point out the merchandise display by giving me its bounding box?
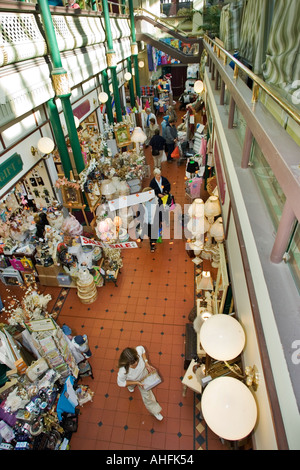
[0,315,93,450]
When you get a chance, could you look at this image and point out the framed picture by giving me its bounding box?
[114,124,131,148]
[61,185,82,206]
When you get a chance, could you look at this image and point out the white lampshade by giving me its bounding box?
[194,80,204,94]
[199,314,245,361]
[197,270,213,290]
[99,92,109,103]
[189,239,203,255]
[188,198,204,218]
[131,127,147,143]
[210,217,224,242]
[193,310,212,333]
[101,180,115,196]
[124,71,132,81]
[97,219,110,233]
[204,196,221,218]
[37,137,55,155]
[201,377,257,441]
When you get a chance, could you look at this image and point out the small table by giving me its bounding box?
[182,359,202,397]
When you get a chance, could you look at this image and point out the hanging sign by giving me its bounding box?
[0,153,23,189]
[80,236,137,249]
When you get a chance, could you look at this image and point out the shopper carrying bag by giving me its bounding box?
[117,346,163,421]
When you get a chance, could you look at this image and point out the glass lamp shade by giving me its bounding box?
[210,217,224,242]
[37,137,55,155]
[194,80,204,94]
[97,219,110,233]
[101,180,115,196]
[199,313,246,361]
[124,72,132,81]
[188,198,204,218]
[99,92,109,103]
[197,271,213,290]
[131,127,147,143]
[114,216,122,228]
[204,196,221,218]
[201,376,257,441]
[138,60,145,68]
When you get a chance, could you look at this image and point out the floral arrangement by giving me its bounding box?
[1,284,53,327]
[54,176,80,190]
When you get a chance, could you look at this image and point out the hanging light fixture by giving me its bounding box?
[37,137,55,155]
[138,60,145,68]
[201,376,257,441]
[99,91,109,104]
[199,313,245,361]
[124,71,132,81]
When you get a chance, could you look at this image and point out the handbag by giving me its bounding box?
[161,150,167,162]
[26,357,49,382]
[171,146,180,159]
[152,148,160,156]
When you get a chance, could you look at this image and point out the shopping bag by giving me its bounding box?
[161,151,167,163]
[171,146,180,159]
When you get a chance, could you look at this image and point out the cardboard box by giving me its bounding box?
[36,264,62,277]
[38,274,59,286]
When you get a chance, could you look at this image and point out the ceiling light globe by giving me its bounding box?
[201,376,257,441]
[37,137,55,155]
[199,313,245,361]
[99,92,109,103]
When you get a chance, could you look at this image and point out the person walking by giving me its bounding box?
[149,129,166,169]
[164,119,178,161]
[117,346,163,420]
[149,117,159,140]
[161,115,169,139]
[139,187,159,253]
[166,105,177,123]
[144,108,157,146]
[149,168,171,205]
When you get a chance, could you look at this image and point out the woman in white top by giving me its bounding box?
[117,346,163,420]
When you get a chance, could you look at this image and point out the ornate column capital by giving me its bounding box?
[131,44,138,56]
[52,70,71,97]
[106,51,117,68]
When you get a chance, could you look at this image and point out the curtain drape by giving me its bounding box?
[263,0,300,100]
[219,0,244,52]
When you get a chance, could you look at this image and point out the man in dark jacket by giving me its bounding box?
[149,129,166,169]
[164,119,178,161]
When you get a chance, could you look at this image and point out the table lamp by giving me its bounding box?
[197,270,214,290]
[201,376,257,441]
[131,127,147,156]
[204,195,221,225]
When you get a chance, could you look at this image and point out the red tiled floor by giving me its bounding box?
[0,103,229,452]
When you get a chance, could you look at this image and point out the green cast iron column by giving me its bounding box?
[128,0,140,98]
[102,0,123,122]
[37,0,85,174]
[127,57,135,108]
[47,98,72,178]
[101,70,114,124]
